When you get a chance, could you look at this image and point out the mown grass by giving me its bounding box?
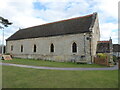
[2,58,108,68]
[2,65,118,88]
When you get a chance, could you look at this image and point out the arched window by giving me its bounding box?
[33,44,36,52]
[11,45,13,51]
[50,43,54,52]
[21,45,23,52]
[72,42,77,53]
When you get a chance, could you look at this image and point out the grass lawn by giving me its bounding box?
[2,65,118,88]
[2,58,108,68]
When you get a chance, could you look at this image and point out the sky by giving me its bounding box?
[0,0,119,45]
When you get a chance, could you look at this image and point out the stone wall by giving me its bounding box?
[6,33,93,63]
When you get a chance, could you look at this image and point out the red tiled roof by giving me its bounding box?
[98,41,110,43]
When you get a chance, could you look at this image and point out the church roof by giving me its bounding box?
[6,13,97,41]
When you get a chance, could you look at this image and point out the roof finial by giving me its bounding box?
[109,37,112,43]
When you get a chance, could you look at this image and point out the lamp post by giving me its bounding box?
[84,33,86,55]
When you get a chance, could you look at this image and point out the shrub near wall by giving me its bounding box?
[97,53,107,59]
[94,53,109,66]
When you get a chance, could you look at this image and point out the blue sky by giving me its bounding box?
[0,0,119,44]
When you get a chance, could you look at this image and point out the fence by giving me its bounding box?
[94,56,109,66]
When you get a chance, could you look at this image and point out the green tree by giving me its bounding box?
[0,16,12,27]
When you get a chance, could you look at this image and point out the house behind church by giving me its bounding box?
[96,38,113,63]
[6,13,100,64]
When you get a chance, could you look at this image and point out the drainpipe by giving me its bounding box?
[89,32,92,64]
[84,33,86,56]
[86,33,92,64]
[86,32,92,64]
[89,34,92,64]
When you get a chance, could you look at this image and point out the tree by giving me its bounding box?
[0,16,12,27]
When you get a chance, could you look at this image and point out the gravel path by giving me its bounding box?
[0,63,118,70]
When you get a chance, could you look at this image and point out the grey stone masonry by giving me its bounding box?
[6,13,100,63]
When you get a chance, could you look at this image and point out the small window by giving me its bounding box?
[21,45,23,52]
[33,44,36,52]
[50,43,54,52]
[72,42,77,53]
[11,45,13,51]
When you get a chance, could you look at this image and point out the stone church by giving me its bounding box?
[6,12,100,64]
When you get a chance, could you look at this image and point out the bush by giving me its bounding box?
[97,53,107,59]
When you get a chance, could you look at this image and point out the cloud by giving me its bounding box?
[0,0,119,44]
[93,0,119,19]
[100,23,118,41]
[0,0,47,44]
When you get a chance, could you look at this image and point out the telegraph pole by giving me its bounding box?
[0,16,12,55]
[0,27,4,54]
[2,28,4,54]
[0,26,4,55]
